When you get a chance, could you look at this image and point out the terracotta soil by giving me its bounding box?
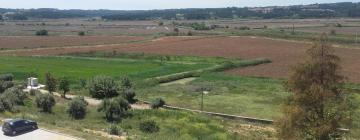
[0,36,146,50]
[2,36,360,83]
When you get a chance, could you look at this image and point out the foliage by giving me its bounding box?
[35,30,48,36]
[98,97,130,121]
[122,89,136,104]
[35,94,56,113]
[151,98,165,109]
[88,75,118,99]
[120,76,132,89]
[277,34,354,140]
[79,78,87,89]
[0,73,14,81]
[107,124,122,135]
[66,97,88,119]
[0,87,26,112]
[59,77,70,98]
[0,81,14,93]
[139,120,160,133]
[78,31,85,36]
[45,72,57,93]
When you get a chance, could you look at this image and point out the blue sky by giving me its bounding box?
[0,0,359,10]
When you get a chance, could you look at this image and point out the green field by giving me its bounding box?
[0,56,211,86]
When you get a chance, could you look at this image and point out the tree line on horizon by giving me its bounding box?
[0,2,360,20]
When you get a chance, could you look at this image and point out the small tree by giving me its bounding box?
[45,72,57,94]
[123,89,136,104]
[66,97,88,119]
[88,75,118,99]
[98,97,130,121]
[59,77,70,98]
[35,94,55,113]
[277,34,354,140]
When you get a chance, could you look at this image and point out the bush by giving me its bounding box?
[78,31,85,36]
[122,89,136,104]
[187,31,193,36]
[0,81,14,93]
[0,74,13,81]
[35,94,55,113]
[2,87,26,105]
[107,124,122,135]
[35,30,48,36]
[98,97,130,121]
[139,120,159,133]
[238,26,250,30]
[66,97,88,119]
[0,87,26,112]
[151,98,165,109]
[88,75,118,99]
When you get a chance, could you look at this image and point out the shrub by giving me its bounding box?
[187,31,193,36]
[139,120,159,133]
[122,89,136,104]
[66,97,88,119]
[151,98,165,109]
[78,31,85,36]
[98,97,130,121]
[238,26,250,30]
[35,30,48,36]
[107,124,122,135]
[0,81,14,93]
[35,94,55,113]
[88,75,118,99]
[0,87,26,112]
[2,87,26,105]
[0,73,14,81]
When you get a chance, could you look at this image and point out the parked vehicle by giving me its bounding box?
[2,119,38,135]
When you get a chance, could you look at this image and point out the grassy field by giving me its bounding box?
[0,56,211,87]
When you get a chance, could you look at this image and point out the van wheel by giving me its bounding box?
[12,131,16,135]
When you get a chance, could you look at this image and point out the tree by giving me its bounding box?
[59,77,70,98]
[66,97,88,119]
[35,94,55,113]
[123,89,136,104]
[78,31,85,36]
[98,97,130,121]
[277,34,354,140]
[88,75,118,99]
[45,72,57,94]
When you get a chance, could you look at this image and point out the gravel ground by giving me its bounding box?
[0,127,81,140]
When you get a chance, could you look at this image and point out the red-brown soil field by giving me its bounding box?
[0,36,146,50]
[2,36,360,83]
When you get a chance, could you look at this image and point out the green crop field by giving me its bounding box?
[0,56,211,86]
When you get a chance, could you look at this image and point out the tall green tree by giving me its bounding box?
[45,72,57,94]
[277,34,354,140]
[59,77,70,98]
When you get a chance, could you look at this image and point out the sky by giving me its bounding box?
[0,0,359,10]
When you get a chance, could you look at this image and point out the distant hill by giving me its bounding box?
[0,2,360,20]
